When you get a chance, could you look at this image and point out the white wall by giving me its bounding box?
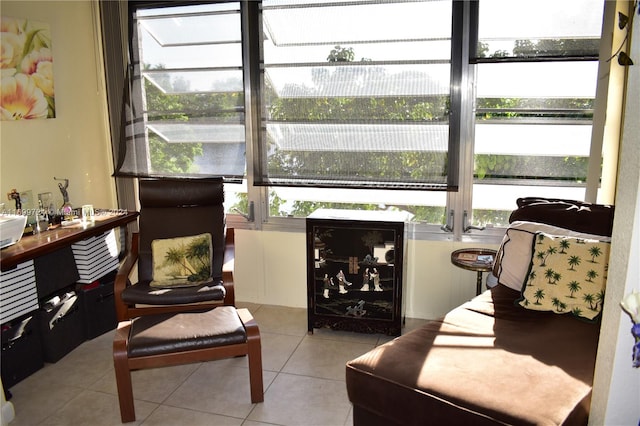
[0,1,117,212]
[590,4,640,423]
[234,230,497,319]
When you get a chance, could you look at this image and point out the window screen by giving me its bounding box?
[470,0,604,225]
[256,0,458,190]
[114,2,245,178]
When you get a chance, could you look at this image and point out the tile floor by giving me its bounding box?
[5,303,428,426]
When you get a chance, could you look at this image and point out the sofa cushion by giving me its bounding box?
[346,285,600,426]
[492,221,611,292]
[150,233,213,288]
[509,197,614,237]
[518,232,610,321]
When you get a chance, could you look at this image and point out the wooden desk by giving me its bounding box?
[1,210,138,271]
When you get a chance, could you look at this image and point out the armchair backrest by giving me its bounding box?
[137,178,225,283]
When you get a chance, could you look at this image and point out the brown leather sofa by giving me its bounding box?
[346,198,614,425]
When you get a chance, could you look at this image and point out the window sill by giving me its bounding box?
[226,213,505,244]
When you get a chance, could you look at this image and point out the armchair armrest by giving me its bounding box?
[115,232,139,322]
[222,228,235,305]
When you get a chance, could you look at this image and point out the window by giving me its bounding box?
[259,0,455,191]
[108,0,609,235]
[257,0,455,223]
[471,0,605,226]
[121,2,246,179]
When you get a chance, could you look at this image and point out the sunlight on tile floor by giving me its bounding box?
[4,303,428,426]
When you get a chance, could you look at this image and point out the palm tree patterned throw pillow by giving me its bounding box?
[517,232,610,321]
[150,233,213,288]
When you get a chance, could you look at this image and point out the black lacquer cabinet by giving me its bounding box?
[306,209,407,336]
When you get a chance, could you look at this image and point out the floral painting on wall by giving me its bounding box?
[1,16,55,120]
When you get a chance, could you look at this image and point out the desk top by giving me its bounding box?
[1,210,138,271]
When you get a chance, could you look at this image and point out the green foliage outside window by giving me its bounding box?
[144,65,242,175]
[143,36,596,224]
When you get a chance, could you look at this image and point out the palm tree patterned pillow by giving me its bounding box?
[150,233,213,288]
[517,232,610,321]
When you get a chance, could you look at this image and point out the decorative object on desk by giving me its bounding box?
[36,193,53,231]
[35,199,49,232]
[61,218,81,227]
[54,177,72,218]
[6,189,21,211]
[81,204,94,223]
[38,192,54,216]
[620,290,640,368]
[0,16,55,120]
[19,190,35,222]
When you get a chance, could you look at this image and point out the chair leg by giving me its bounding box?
[247,327,264,403]
[114,323,136,423]
[238,308,263,403]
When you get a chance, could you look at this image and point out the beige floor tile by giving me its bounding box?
[141,405,244,425]
[132,363,202,403]
[248,373,351,426]
[259,331,304,372]
[8,379,84,425]
[282,336,374,381]
[235,301,262,313]
[27,333,114,390]
[90,362,201,404]
[205,331,303,373]
[344,406,353,426]
[3,304,428,425]
[38,389,156,426]
[310,326,382,345]
[164,362,277,419]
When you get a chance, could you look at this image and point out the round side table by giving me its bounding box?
[451,248,497,295]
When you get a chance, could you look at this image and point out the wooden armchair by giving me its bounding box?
[112,178,263,422]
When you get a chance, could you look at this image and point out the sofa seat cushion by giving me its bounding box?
[346,285,600,426]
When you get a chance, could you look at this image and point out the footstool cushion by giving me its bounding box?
[128,306,246,358]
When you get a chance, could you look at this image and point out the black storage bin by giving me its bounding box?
[38,290,85,363]
[1,313,44,388]
[34,246,80,299]
[77,272,117,339]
